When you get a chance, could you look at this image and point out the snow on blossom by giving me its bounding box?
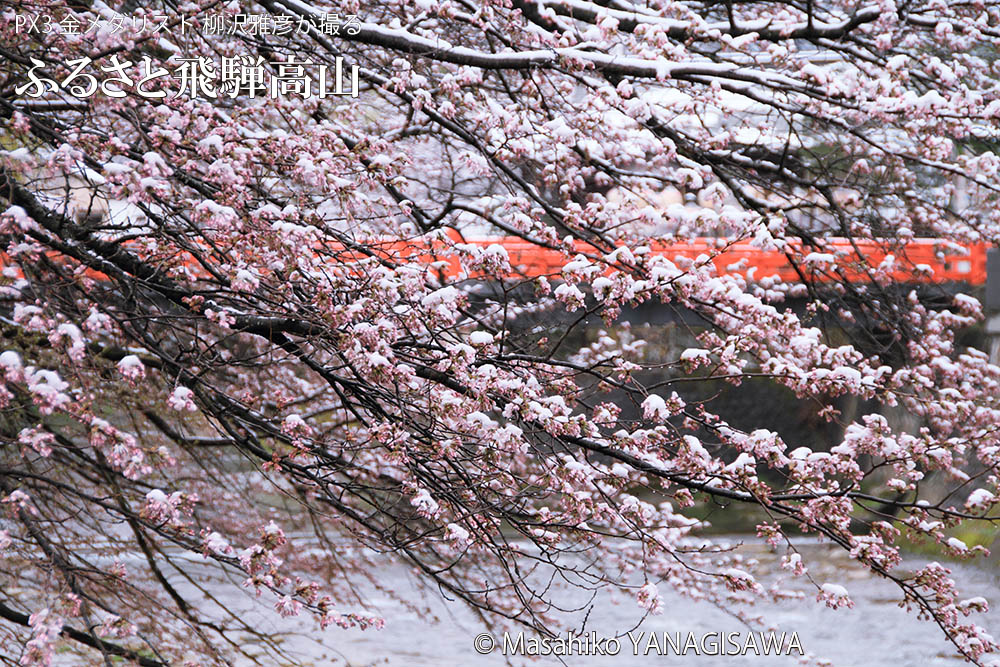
[1,205,38,232]
[637,582,663,614]
[781,553,807,576]
[641,394,668,421]
[117,354,145,381]
[18,427,54,457]
[679,348,711,368]
[2,489,33,514]
[725,453,756,475]
[410,488,440,518]
[27,369,70,415]
[52,323,85,361]
[553,283,586,310]
[465,411,498,430]
[204,531,233,556]
[282,414,312,437]
[591,276,614,300]
[205,308,235,328]
[953,293,982,317]
[275,595,303,618]
[562,256,597,277]
[958,597,990,614]
[641,391,683,422]
[966,489,996,511]
[445,522,471,545]
[804,252,836,267]
[168,386,197,411]
[0,350,22,372]
[421,286,461,308]
[83,308,112,333]
[145,489,167,504]
[818,583,854,609]
[723,568,760,592]
[469,330,494,345]
[946,537,969,554]
[232,268,260,291]
[261,520,286,547]
[142,489,188,525]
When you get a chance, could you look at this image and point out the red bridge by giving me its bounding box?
[7,236,991,286]
[378,236,989,285]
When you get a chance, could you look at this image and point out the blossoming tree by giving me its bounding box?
[2,0,1000,663]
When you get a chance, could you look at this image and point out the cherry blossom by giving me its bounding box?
[1,0,999,664]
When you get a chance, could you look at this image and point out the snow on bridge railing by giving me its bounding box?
[367,235,988,285]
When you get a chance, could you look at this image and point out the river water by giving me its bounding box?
[190,536,998,667]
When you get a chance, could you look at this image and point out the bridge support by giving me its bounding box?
[989,315,1000,365]
[987,249,1000,364]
